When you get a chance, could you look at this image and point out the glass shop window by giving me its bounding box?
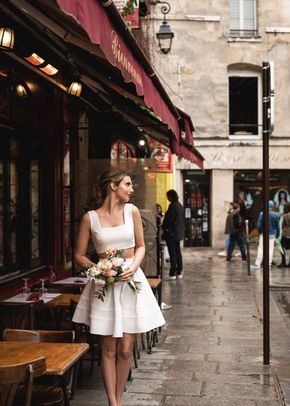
[0,132,42,276]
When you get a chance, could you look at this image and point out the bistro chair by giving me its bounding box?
[0,359,35,406]
[70,298,100,378]
[1,329,40,342]
[21,357,64,406]
[2,329,77,403]
[0,356,64,406]
[2,329,75,344]
[0,301,44,333]
[142,277,161,354]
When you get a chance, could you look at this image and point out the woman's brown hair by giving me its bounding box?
[96,168,130,207]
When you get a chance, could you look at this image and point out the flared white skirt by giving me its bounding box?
[72,259,165,338]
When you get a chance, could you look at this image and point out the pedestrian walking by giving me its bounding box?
[218,202,241,257]
[277,202,290,267]
[250,200,280,270]
[226,203,247,261]
[72,168,165,406]
[162,189,185,280]
[156,203,172,310]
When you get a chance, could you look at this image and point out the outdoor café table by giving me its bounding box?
[47,293,80,307]
[0,341,89,405]
[45,293,81,329]
[51,276,88,288]
[3,292,61,304]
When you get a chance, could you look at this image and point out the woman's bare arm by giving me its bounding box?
[120,205,145,281]
[74,213,96,267]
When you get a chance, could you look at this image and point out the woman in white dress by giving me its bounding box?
[73,168,165,406]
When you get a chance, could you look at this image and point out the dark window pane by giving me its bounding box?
[0,162,3,267]
[229,76,258,135]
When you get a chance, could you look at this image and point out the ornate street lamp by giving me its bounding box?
[150,1,174,54]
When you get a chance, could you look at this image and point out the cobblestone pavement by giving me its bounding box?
[71,247,290,406]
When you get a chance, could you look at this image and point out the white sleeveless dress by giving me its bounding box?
[72,204,165,338]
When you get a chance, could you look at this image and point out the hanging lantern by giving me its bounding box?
[68,81,82,97]
[0,27,15,50]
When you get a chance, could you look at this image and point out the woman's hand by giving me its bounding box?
[120,267,134,282]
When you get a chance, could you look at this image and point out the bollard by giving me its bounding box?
[245,219,251,275]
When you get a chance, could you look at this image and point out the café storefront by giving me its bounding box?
[0,0,203,296]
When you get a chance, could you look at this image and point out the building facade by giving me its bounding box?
[146,0,290,247]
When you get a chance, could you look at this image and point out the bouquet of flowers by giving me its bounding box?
[82,247,141,301]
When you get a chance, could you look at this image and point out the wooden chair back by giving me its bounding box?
[0,301,44,332]
[0,357,46,406]
[2,328,75,343]
[2,329,40,342]
[70,298,86,342]
[38,330,75,343]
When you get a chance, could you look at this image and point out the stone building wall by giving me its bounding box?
[143,1,290,247]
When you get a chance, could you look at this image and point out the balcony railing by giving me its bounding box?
[229,29,258,39]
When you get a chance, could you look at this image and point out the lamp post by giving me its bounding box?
[150,1,174,54]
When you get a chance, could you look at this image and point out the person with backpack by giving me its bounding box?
[226,203,247,261]
[250,200,280,270]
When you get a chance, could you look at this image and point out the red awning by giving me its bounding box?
[56,0,179,138]
[171,108,204,170]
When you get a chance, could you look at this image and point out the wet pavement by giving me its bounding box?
[71,247,290,405]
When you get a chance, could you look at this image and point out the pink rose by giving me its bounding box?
[112,257,125,267]
[100,259,113,271]
[102,269,117,277]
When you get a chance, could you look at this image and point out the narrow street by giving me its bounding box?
[71,247,290,405]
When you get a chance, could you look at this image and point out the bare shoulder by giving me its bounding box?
[81,212,91,225]
[131,204,141,219]
[131,204,139,213]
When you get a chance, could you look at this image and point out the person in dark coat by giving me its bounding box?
[226,203,247,261]
[162,190,185,280]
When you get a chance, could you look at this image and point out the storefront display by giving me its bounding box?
[234,170,290,234]
[183,170,210,247]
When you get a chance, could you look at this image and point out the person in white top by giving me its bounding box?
[73,168,165,406]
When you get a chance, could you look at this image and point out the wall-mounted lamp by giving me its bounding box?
[138,137,146,148]
[68,81,82,97]
[40,64,59,76]
[15,83,28,99]
[24,53,59,76]
[0,27,15,50]
[25,53,45,66]
[149,1,174,54]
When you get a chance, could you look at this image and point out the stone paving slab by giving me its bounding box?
[126,378,202,396]
[162,359,218,374]
[203,381,278,400]
[163,395,280,406]
[132,368,195,381]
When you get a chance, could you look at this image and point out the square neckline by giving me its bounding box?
[93,205,127,229]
